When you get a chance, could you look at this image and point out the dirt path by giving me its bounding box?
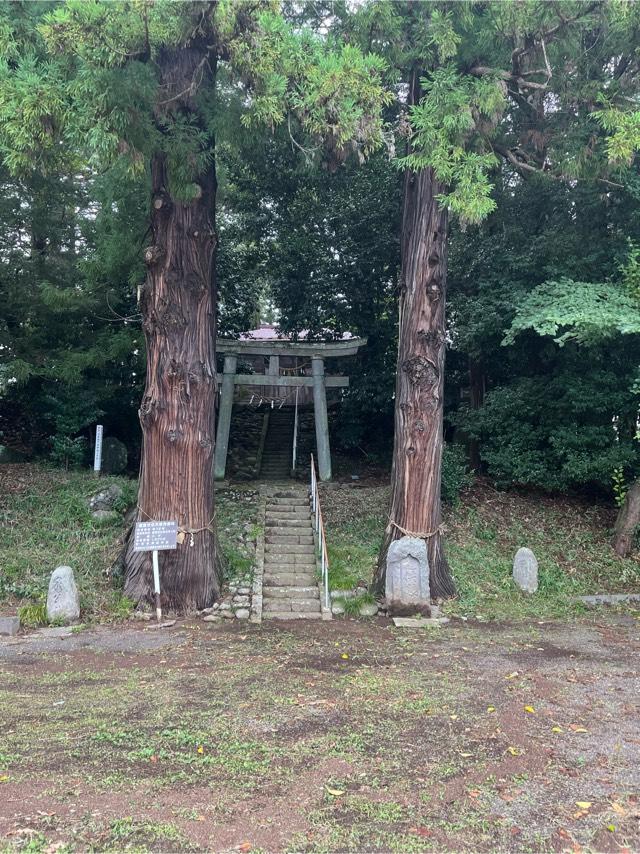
[0,614,638,852]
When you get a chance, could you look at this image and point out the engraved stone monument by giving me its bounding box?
[512,547,538,594]
[385,536,431,616]
[47,565,80,623]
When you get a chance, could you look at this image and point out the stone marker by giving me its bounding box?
[101,437,128,474]
[385,536,431,616]
[359,603,378,617]
[512,547,538,594]
[0,616,20,637]
[46,565,80,623]
[89,483,124,513]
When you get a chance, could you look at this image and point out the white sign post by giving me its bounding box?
[93,424,103,474]
[133,521,179,622]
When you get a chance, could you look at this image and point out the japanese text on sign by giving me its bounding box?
[133,520,178,552]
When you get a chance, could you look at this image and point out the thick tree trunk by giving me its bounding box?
[612,478,640,557]
[123,44,220,612]
[374,164,456,600]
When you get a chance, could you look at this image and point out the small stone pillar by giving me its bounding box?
[214,354,237,480]
[311,355,331,481]
[385,537,431,616]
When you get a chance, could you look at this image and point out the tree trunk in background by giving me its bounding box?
[375,162,456,599]
[468,356,485,472]
[124,44,220,611]
[612,478,640,557]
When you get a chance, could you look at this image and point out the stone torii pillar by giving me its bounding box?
[214,353,237,480]
[311,355,331,481]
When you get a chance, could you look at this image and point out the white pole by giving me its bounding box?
[93,424,103,474]
[152,550,162,622]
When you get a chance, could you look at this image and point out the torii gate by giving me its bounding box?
[214,326,366,482]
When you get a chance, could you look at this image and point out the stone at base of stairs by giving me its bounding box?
[392,616,450,628]
[263,611,323,620]
[264,599,320,613]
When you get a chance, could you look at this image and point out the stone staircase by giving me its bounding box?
[262,487,323,620]
[259,410,294,480]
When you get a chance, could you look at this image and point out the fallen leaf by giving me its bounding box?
[506,672,519,679]
[575,802,592,810]
[458,752,473,758]
[409,826,432,837]
[450,714,458,721]
[0,775,9,783]
[552,726,563,733]
[524,705,536,714]
[341,654,349,660]
[197,745,204,754]
[611,802,627,816]
[468,789,481,799]
[487,706,496,713]
[570,725,589,733]
[607,825,616,832]
[507,746,523,756]
[325,787,345,797]
[238,842,252,852]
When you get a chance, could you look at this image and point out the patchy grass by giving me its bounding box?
[0,465,136,617]
[0,618,639,852]
[0,465,258,619]
[3,462,639,624]
[321,480,640,620]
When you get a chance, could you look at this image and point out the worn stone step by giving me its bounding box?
[263,573,316,586]
[263,611,322,620]
[263,598,320,613]
[265,564,316,575]
[266,534,314,546]
[265,506,309,515]
[264,558,316,570]
[265,517,310,528]
[268,497,308,507]
[265,542,315,554]
[265,556,315,567]
[262,586,319,599]
[263,599,294,612]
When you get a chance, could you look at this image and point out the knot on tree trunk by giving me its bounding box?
[402,355,439,390]
[144,244,164,266]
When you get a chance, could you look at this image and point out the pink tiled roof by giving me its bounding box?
[239,324,356,341]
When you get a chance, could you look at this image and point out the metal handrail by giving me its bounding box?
[310,453,330,610]
[292,387,299,472]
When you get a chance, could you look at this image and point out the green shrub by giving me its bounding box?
[49,434,88,470]
[441,443,474,505]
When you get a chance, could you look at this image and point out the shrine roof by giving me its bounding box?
[217,324,366,357]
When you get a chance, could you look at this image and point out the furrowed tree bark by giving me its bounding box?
[374,161,456,600]
[612,478,640,557]
[123,43,220,612]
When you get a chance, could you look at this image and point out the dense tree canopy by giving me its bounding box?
[1,0,640,607]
